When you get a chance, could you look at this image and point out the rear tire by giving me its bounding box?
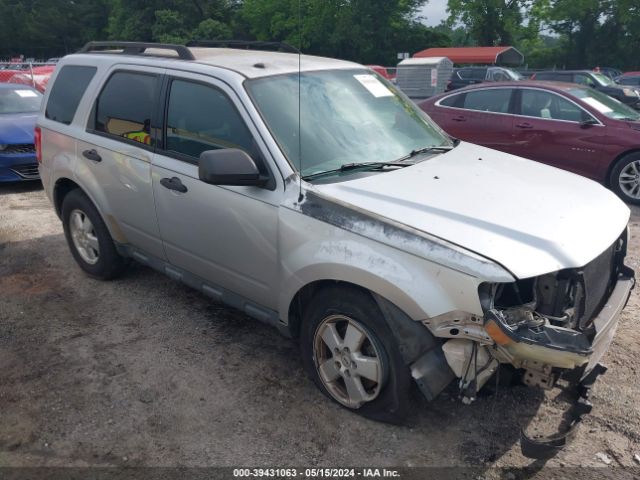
[61,189,128,280]
[610,152,640,205]
[300,285,413,424]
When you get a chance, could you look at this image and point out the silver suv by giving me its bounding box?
[37,42,634,456]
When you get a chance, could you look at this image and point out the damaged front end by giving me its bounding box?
[480,233,633,387]
[424,232,634,458]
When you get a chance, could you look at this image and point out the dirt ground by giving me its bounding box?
[1,182,639,475]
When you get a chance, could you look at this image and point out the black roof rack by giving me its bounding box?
[186,40,300,54]
[78,41,195,60]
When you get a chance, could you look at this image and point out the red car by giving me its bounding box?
[366,65,396,82]
[419,81,640,204]
[7,65,55,92]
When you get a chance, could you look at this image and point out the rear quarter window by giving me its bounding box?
[439,93,465,108]
[45,65,96,125]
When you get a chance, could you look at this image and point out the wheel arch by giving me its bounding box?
[52,175,127,244]
[287,279,373,339]
[53,177,81,217]
[281,259,444,337]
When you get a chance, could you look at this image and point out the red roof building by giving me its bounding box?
[413,47,524,66]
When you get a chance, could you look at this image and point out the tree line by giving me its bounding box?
[0,0,638,69]
[447,0,640,70]
[0,0,447,64]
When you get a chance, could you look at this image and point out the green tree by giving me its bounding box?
[240,0,444,64]
[532,0,640,69]
[0,0,109,58]
[107,0,235,42]
[192,18,233,40]
[447,0,530,46]
[152,9,189,43]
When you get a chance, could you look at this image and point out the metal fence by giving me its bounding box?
[0,62,56,92]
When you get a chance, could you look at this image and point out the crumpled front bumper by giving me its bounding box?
[485,269,635,374]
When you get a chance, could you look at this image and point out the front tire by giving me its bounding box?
[61,189,128,280]
[300,286,413,424]
[610,153,640,205]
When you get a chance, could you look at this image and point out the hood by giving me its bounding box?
[313,142,630,280]
[0,113,37,145]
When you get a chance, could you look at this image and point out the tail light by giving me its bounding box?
[35,126,42,163]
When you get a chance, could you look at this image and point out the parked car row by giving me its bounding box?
[419,81,640,204]
[444,66,640,111]
[531,70,640,109]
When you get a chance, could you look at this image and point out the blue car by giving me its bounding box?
[0,84,42,182]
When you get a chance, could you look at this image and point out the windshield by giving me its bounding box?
[569,86,640,121]
[592,72,615,87]
[0,87,42,114]
[246,69,451,178]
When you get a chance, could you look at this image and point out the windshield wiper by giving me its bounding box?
[394,144,455,163]
[302,161,409,181]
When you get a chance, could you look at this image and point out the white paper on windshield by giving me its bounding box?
[582,97,613,113]
[15,89,38,98]
[354,74,393,97]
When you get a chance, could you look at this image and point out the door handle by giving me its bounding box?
[160,176,188,193]
[82,149,102,162]
[516,122,534,129]
[452,116,467,122]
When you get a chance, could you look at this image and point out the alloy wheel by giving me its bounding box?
[69,209,100,265]
[619,160,640,200]
[313,314,385,408]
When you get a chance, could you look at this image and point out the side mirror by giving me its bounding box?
[198,149,268,187]
[580,118,599,128]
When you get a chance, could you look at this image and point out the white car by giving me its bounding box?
[36,41,634,458]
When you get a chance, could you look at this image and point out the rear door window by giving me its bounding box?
[520,89,588,122]
[91,71,159,147]
[45,65,96,125]
[462,88,513,113]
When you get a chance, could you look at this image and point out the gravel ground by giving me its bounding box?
[1,182,639,475]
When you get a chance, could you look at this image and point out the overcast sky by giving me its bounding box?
[418,0,449,27]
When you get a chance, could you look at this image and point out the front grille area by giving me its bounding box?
[3,143,35,154]
[11,164,40,179]
[578,242,618,329]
